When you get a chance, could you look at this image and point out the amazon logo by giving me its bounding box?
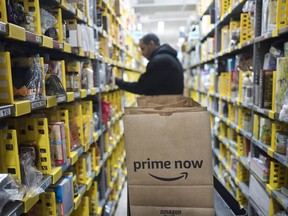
[160,209,182,216]
[149,172,188,182]
[133,158,203,181]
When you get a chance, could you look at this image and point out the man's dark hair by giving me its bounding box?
[140,33,160,46]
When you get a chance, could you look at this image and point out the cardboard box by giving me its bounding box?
[124,96,214,215]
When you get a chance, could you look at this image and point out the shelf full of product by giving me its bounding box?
[183,0,288,215]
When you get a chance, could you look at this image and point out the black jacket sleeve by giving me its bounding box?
[115,60,163,95]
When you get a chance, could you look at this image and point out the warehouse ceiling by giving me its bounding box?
[131,0,198,48]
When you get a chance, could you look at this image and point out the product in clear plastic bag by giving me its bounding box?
[0,174,25,215]
[40,8,57,35]
[20,152,44,197]
[69,118,81,151]
[12,55,44,101]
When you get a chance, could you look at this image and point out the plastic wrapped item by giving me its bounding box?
[101,100,111,125]
[69,118,81,151]
[40,8,57,35]
[20,152,44,197]
[12,55,44,101]
[270,45,284,58]
[0,174,25,215]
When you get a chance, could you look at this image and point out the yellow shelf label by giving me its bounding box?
[80,89,87,98]
[66,92,74,102]
[87,19,93,27]
[268,111,275,119]
[7,23,26,41]
[51,167,62,184]
[63,43,72,53]
[93,132,99,142]
[46,96,57,108]
[14,100,31,116]
[76,9,83,20]
[89,51,95,59]
[266,184,273,195]
[22,194,40,213]
[272,28,278,37]
[79,48,84,57]
[90,87,97,95]
[267,148,274,157]
[74,194,82,210]
[86,177,93,191]
[42,35,53,48]
[70,151,78,165]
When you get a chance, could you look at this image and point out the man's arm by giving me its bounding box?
[115,60,162,95]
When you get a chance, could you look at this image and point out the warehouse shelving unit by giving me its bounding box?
[0,0,143,215]
[184,0,288,215]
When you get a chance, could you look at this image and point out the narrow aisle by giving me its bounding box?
[115,181,128,216]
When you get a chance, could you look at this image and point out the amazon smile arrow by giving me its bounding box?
[148,172,188,182]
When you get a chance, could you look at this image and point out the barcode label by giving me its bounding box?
[59,43,64,49]
[57,96,66,103]
[0,108,11,117]
[0,24,6,33]
[31,100,46,109]
[36,36,42,43]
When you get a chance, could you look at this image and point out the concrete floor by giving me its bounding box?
[114,181,127,216]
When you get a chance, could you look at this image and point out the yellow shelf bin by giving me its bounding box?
[253,114,260,139]
[237,135,245,157]
[276,0,288,29]
[35,191,57,216]
[267,161,288,193]
[240,13,254,44]
[51,8,64,43]
[81,101,93,151]
[87,181,98,215]
[48,109,80,165]
[270,123,288,153]
[0,52,14,104]
[0,130,21,182]
[236,162,249,182]
[236,187,247,207]
[72,196,90,216]
[0,0,8,23]
[61,103,85,150]
[220,0,232,18]
[16,0,41,35]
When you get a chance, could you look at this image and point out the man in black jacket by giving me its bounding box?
[115,33,184,95]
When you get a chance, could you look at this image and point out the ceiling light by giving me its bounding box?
[158,21,164,34]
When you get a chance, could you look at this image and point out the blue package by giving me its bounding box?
[50,175,73,216]
[227,58,236,72]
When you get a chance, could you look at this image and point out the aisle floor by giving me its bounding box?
[114,181,127,216]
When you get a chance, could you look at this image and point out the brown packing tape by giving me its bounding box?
[124,107,207,115]
[130,206,214,216]
[137,95,187,106]
[128,185,214,208]
[137,95,201,108]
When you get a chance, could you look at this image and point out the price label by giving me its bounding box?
[41,177,52,190]
[31,100,45,109]
[0,24,6,33]
[36,35,42,43]
[0,108,11,118]
[59,43,64,49]
[57,96,66,103]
